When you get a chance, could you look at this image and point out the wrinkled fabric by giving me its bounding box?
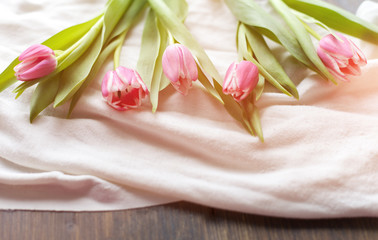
[0,0,378,218]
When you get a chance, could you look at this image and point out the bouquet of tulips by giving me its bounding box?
[0,0,377,142]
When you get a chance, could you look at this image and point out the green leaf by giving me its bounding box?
[29,74,60,122]
[250,102,264,142]
[236,24,294,97]
[101,0,133,43]
[157,0,189,91]
[163,0,188,21]
[213,81,254,136]
[54,0,132,107]
[254,74,265,101]
[54,33,103,107]
[240,95,264,141]
[149,19,169,113]
[43,15,103,51]
[224,0,313,69]
[13,74,51,98]
[148,0,222,86]
[283,0,378,45]
[55,16,104,73]
[107,0,148,44]
[240,23,299,98]
[1,14,104,94]
[197,66,223,103]
[0,58,19,92]
[69,1,146,116]
[137,9,161,92]
[68,37,122,117]
[159,74,170,91]
[291,9,337,36]
[269,0,337,84]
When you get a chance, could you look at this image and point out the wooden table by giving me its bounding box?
[2,0,376,239]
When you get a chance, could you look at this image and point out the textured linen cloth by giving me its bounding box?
[0,0,378,218]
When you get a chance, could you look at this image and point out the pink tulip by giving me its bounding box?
[101,66,149,111]
[162,44,198,95]
[223,60,259,102]
[14,44,57,81]
[317,33,367,82]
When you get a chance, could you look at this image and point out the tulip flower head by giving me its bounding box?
[223,60,259,102]
[14,44,57,81]
[162,44,198,95]
[317,33,367,82]
[101,66,149,111]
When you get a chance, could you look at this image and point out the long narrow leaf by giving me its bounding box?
[163,0,188,21]
[149,19,169,112]
[68,37,122,117]
[0,59,19,92]
[136,9,161,91]
[54,32,103,107]
[224,0,313,69]
[69,2,146,116]
[56,17,104,73]
[241,23,299,98]
[0,15,102,93]
[213,81,253,136]
[148,0,222,87]
[250,102,264,142]
[54,0,132,107]
[237,25,293,97]
[43,15,103,51]
[197,66,223,103]
[269,0,337,84]
[29,74,60,122]
[107,0,147,44]
[283,0,378,44]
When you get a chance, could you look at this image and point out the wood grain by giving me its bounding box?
[1,0,374,240]
[1,202,378,240]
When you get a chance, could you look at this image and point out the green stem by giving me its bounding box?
[301,20,322,40]
[244,55,293,98]
[113,30,128,69]
[56,15,104,64]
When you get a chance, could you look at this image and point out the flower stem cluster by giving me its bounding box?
[0,0,375,141]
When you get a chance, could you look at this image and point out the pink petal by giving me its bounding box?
[162,44,198,95]
[101,70,115,97]
[319,33,354,58]
[236,60,259,92]
[350,41,367,66]
[162,45,182,83]
[19,44,55,61]
[317,47,345,76]
[223,62,237,93]
[222,61,259,102]
[15,57,56,81]
[180,45,198,82]
[116,66,134,86]
[341,61,361,76]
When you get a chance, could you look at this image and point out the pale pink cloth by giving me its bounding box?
[0,0,378,218]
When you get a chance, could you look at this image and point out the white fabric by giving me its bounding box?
[0,0,377,218]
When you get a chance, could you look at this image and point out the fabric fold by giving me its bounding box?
[0,0,377,218]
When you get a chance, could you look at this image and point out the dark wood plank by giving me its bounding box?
[1,202,378,240]
[1,0,374,240]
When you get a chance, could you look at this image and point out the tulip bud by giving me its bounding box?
[223,60,259,102]
[162,44,198,95]
[101,66,149,111]
[317,33,367,82]
[14,44,57,81]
